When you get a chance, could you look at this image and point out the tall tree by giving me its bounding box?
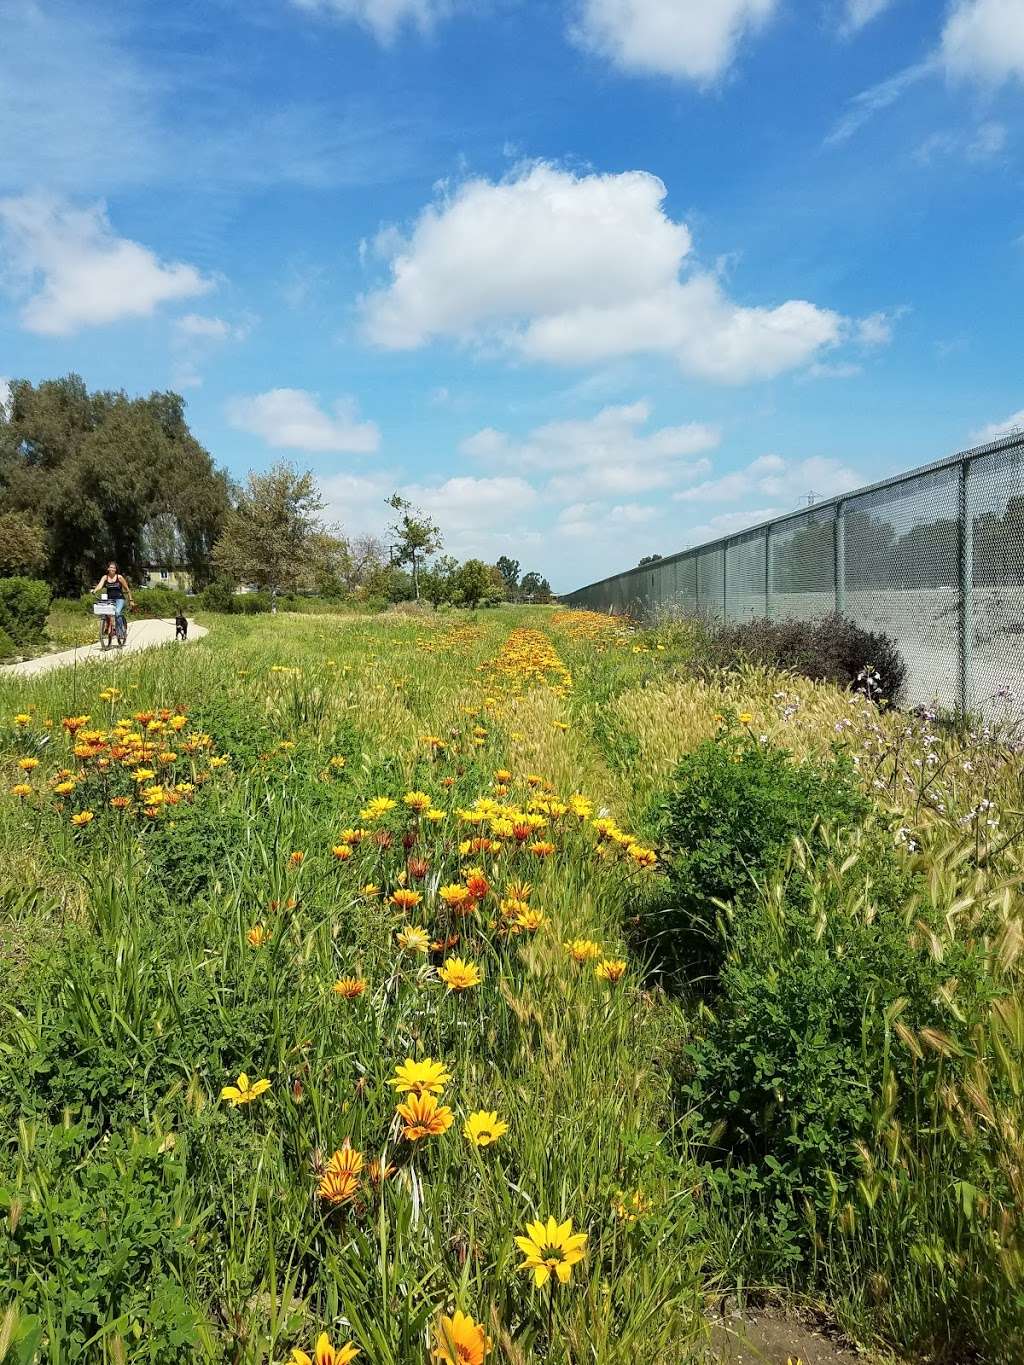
[520,571,554,603]
[495,555,520,599]
[386,492,443,600]
[212,463,332,607]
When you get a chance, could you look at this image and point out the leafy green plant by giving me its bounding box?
[0,578,51,649]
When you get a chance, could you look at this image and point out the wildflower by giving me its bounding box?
[515,1215,588,1287]
[463,1110,508,1148]
[367,1157,396,1187]
[516,908,546,933]
[390,887,423,912]
[506,879,532,901]
[110,796,131,810]
[433,1311,492,1365]
[403,790,432,813]
[390,1057,451,1096]
[528,841,556,858]
[396,925,431,953]
[465,869,490,900]
[289,1333,359,1365]
[158,750,177,764]
[612,1189,652,1222]
[439,883,471,910]
[361,882,381,899]
[141,785,165,806]
[360,795,397,822]
[341,828,368,845]
[131,767,156,782]
[10,783,31,797]
[329,755,347,769]
[17,757,39,771]
[595,958,627,985]
[425,807,445,822]
[738,711,753,725]
[71,810,95,827]
[220,1073,271,1106]
[318,1141,364,1205]
[247,924,269,948]
[627,844,657,869]
[332,844,353,862]
[565,938,601,963]
[397,1091,454,1141]
[437,957,483,992]
[13,713,31,726]
[289,851,305,866]
[209,755,230,769]
[332,977,367,1000]
[408,856,430,879]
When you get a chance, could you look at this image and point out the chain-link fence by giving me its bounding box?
[561,432,1024,715]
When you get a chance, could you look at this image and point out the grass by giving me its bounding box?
[0,606,1021,1363]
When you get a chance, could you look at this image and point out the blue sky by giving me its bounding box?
[1,0,1022,591]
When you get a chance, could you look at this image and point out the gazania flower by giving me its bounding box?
[612,1188,652,1222]
[515,908,546,933]
[110,795,132,810]
[432,1311,492,1365]
[528,841,556,859]
[493,769,512,783]
[407,856,430,879]
[158,750,177,764]
[390,1057,451,1096]
[463,1110,508,1147]
[360,795,397,822]
[627,844,657,869]
[437,957,483,992]
[465,870,490,900]
[738,711,753,725]
[391,888,422,911]
[332,977,366,1000]
[332,844,353,861]
[10,783,31,797]
[247,924,269,948]
[595,958,627,984]
[506,879,532,901]
[131,767,156,782]
[52,779,76,795]
[439,883,471,909]
[367,1157,396,1187]
[403,790,432,813]
[71,810,95,827]
[289,850,305,866]
[13,713,32,726]
[397,1091,454,1141]
[396,925,431,953]
[569,795,592,818]
[360,882,380,898]
[515,1215,588,1287]
[329,755,347,769]
[290,1333,359,1365]
[564,938,601,963]
[318,1141,364,1205]
[220,1073,271,1106]
[17,757,39,771]
[425,807,445,823]
[209,755,230,769]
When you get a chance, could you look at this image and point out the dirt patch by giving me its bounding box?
[710,1306,881,1364]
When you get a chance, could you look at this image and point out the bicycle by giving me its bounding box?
[94,599,128,651]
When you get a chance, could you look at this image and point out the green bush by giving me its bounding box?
[641,730,870,979]
[131,586,182,619]
[0,624,18,661]
[0,577,51,648]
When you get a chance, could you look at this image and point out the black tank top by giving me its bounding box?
[105,575,124,600]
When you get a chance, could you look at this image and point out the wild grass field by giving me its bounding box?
[0,607,1022,1365]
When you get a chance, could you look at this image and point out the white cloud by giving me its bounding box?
[171,314,253,391]
[461,401,719,498]
[0,195,211,336]
[226,389,381,454]
[840,0,895,35]
[916,120,1009,163]
[971,410,1024,444]
[681,506,784,544]
[942,0,1024,83]
[572,0,778,83]
[289,0,452,41]
[363,164,845,384]
[557,500,658,539]
[825,60,935,145]
[856,309,906,347]
[806,361,864,380]
[673,453,862,505]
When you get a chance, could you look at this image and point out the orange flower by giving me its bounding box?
[595,958,627,985]
[432,1311,492,1365]
[332,977,367,1000]
[332,844,353,862]
[289,850,305,866]
[390,888,422,912]
[247,924,269,948]
[528,841,556,859]
[317,1140,364,1206]
[397,1091,454,1141]
[465,870,490,900]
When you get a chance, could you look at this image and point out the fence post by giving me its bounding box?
[835,502,846,616]
[958,458,974,714]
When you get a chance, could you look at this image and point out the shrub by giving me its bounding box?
[705,613,907,704]
[198,577,237,613]
[0,576,50,648]
[0,625,18,661]
[131,586,182,619]
[641,730,870,979]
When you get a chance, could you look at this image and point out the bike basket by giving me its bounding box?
[93,602,116,616]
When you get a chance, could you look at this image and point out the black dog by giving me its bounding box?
[175,610,188,641]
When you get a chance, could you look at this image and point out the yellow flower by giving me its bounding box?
[329,755,347,769]
[515,908,546,933]
[158,751,177,764]
[360,795,397,822]
[341,827,368,845]
[141,785,165,806]
[403,790,432,813]
[10,783,31,797]
[247,924,269,948]
[220,1073,271,1106]
[432,1311,492,1365]
[71,810,95,827]
[17,757,39,771]
[290,1333,360,1365]
[131,767,156,781]
[569,794,593,818]
[396,925,431,953]
[13,713,32,726]
[360,882,381,899]
[397,1091,454,1141]
[528,841,556,859]
[738,711,753,725]
[515,1215,588,1288]
[289,850,305,866]
[612,1188,652,1222]
[332,977,367,1000]
[318,1141,364,1205]
[209,754,230,769]
[332,844,353,861]
[391,888,422,911]
[463,1110,508,1148]
[390,1057,451,1096]
[110,795,132,810]
[564,938,601,963]
[595,958,627,985]
[425,807,446,823]
[437,957,483,992]
[439,883,471,909]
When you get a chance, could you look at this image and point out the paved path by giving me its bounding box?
[2,618,209,678]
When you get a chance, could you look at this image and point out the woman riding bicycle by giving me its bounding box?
[92,562,136,647]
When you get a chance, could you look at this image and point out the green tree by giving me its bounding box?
[520,571,553,603]
[0,512,47,577]
[454,558,493,608]
[212,463,331,608]
[386,493,443,600]
[495,555,520,599]
[421,554,460,608]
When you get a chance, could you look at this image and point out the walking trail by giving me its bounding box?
[2,618,209,679]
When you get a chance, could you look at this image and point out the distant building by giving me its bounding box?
[141,565,193,593]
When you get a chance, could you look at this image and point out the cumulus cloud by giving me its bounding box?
[942,0,1024,84]
[461,401,718,498]
[557,500,659,539]
[971,410,1024,444]
[226,389,381,454]
[0,195,211,336]
[673,453,862,505]
[362,164,845,384]
[289,0,452,41]
[572,0,778,83]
